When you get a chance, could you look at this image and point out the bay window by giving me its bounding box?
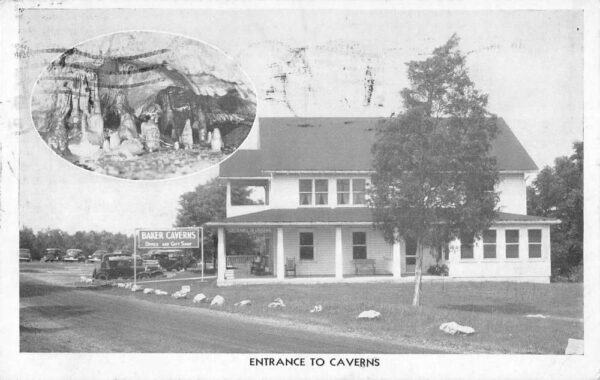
[528,229,542,258]
[483,230,497,259]
[505,230,520,259]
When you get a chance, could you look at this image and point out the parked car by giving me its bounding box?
[92,253,163,280]
[41,248,64,262]
[143,250,197,271]
[63,249,87,262]
[89,250,109,263]
[19,248,32,262]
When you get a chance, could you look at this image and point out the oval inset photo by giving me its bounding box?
[31,31,257,180]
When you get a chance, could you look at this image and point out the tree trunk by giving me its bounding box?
[412,240,424,307]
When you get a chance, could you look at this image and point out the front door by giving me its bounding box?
[404,238,417,274]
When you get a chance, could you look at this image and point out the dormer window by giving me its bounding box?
[337,179,366,205]
[299,179,328,206]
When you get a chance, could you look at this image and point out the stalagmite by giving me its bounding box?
[109,131,121,150]
[86,72,105,146]
[180,119,194,149]
[47,82,72,155]
[211,127,223,152]
[141,112,161,152]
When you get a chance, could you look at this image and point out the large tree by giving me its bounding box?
[370,35,500,306]
[527,142,583,278]
[174,178,257,262]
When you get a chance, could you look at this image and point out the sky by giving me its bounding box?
[18,9,583,234]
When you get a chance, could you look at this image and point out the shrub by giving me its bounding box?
[427,264,448,276]
[568,263,583,282]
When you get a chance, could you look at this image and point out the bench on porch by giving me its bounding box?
[353,259,376,275]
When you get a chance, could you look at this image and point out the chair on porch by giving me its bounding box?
[250,255,269,275]
[285,257,296,277]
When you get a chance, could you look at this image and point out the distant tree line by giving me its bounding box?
[527,142,583,281]
[19,227,133,260]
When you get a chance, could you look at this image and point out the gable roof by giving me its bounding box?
[220,117,538,177]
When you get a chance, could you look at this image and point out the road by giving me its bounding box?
[20,265,441,353]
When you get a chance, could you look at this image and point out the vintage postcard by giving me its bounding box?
[1,1,598,379]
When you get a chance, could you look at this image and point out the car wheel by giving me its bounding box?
[97,273,108,281]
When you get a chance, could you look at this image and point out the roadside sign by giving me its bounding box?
[137,228,200,249]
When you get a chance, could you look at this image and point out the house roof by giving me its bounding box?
[219,117,538,177]
[206,209,560,226]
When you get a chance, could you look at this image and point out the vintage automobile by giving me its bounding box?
[41,248,64,262]
[142,250,197,271]
[63,249,87,262]
[19,248,32,262]
[88,249,109,263]
[92,252,163,280]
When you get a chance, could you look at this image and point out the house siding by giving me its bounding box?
[341,228,393,275]
[496,173,527,214]
[282,227,337,276]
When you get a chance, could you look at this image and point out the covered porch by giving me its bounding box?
[206,208,405,286]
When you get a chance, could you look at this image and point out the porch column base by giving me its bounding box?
[335,227,343,279]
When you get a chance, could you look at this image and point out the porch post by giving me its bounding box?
[392,228,401,278]
[335,227,343,279]
[276,228,284,280]
[217,228,226,282]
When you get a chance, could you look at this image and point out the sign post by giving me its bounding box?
[135,227,201,282]
[200,227,205,282]
[134,230,137,286]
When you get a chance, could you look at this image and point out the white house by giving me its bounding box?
[207,117,559,285]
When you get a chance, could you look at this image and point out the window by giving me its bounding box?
[336,178,367,205]
[352,232,367,259]
[505,230,520,258]
[460,233,474,259]
[337,179,350,205]
[352,179,366,205]
[299,180,312,205]
[405,238,417,265]
[482,230,497,259]
[437,243,449,261]
[528,229,542,258]
[299,179,328,206]
[315,180,328,205]
[299,232,314,260]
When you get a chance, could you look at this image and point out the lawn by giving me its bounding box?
[93,278,583,354]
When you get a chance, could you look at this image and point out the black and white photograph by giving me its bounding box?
[29,31,257,180]
[1,2,599,380]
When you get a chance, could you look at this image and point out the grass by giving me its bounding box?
[96,278,583,354]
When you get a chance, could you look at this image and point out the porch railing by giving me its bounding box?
[226,255,255,268]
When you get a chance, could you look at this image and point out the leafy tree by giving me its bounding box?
[528,142,583,278]
[370,35,499,306]
[19,227,39,259]
[174,178,256,264]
